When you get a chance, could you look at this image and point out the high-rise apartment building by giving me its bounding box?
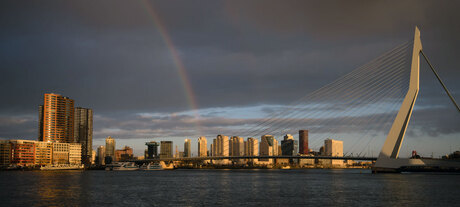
[40,93,74,143]
[246,138,259,156]
[230,136,244,156]
[184,139,191,157]
[211,135,229,164]
[105,136,116,161]
[74,107,93,165]
[198,136,207,157]
[214,135,229,156]
[260,135,278,163]
[299,130,309,154]
[160,141,173,158]
[145,141,159,159]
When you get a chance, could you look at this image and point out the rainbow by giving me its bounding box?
[141,0,202,136]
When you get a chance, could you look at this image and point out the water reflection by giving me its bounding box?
[31,171,88,206]
[1,169,459,206]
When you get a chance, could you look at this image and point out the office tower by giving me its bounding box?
[230,136,244,156]
[260,135,278,163]
[324,138,344,166]
[10,140,36,166]
[281,134,298,156]
[35,141,52,166]
[198,136,207,157]
[160,141,173,158]
[105,136,116,160]
[69,143,82,165]
[145,141,159,159]
[74,107,93,166]
[40,93,74,143]
[53,143,69,164]
[115,146,133,161]
[0,140,12,166]
[299,130,309,154]
[184,139,191,158]
[97,145,106,165]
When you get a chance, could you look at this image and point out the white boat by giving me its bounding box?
[143,162,163,170]
[40,164,84,170]
[141,161,174,170]
[112,162,139,171]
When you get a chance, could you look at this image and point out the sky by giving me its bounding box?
[0,0,459,157]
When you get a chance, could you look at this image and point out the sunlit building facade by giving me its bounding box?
[69,143,82,165]
[115,146,133,161]
[230,136,244,156]
[324,138,344,167]
[10,140,36,166]
[246,137,259,164]
[259,135,278,164]
[212,135,229,164]
[53,143,69,164]
[198,136,207,157]
[40,93,74,143]
[35,141,52,166]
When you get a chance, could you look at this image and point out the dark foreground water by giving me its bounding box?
[0,169,459,206]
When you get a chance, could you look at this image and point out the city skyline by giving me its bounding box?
[0,1,459,158]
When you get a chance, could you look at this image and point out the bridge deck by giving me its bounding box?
[130,156,377,163]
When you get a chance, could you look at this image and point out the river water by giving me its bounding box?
[0,169,459,206]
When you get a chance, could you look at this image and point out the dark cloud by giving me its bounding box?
[0,0,458,155]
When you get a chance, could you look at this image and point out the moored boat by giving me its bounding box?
[40,164,84,170]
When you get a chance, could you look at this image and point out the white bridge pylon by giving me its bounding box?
[378,27,422,159]
[373,27,460,172]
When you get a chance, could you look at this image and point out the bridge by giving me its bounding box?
[131,27,459,172]
[134,155,376,163]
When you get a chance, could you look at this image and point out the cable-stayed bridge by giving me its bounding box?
[134,27,460,172]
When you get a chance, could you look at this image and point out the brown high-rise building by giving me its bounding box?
[299,130,309,154]
[40,93,74,143]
